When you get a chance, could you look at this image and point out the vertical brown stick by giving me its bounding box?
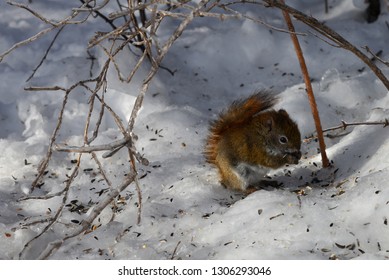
[280,0,330,167]
[263,0,389,91]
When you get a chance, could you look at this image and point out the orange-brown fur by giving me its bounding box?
[205,90,301,193]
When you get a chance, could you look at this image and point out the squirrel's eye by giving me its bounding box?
[279,135,288,144]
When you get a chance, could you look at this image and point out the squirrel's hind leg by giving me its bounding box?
[216,159,248,192]
[215,158,282,193]
[244,180,282,194]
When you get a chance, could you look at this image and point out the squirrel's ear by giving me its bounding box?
[265,116,274,132]
[278,109,290,117]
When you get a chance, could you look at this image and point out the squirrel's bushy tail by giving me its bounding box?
[204,90,277,164]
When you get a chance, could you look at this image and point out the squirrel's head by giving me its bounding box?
[255,109,301,167]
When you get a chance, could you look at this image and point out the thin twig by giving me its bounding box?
[75,0,110,12]
[324,0,329,14]
[262,0,389,91]
[28,72,101,190]
[280,0,330,167]
[20,153,82,259]
[38,171,136,260]
[129,150,142,225]
[17,218,55,229]
[322,119,389,133]
[26,26,65,82]
[83,59,109,145]
[1,1,90,62]
[86,50,96,77]
[18,189,67,201]
[127,0,211,133]
[1,26,56,62]
[25,86,67,91]
[31,90,71,190]
[362,46,389,67]
[125,0,211,224]
[219,3,307,36]
[7,1,65,25]
[54,139,148,165]
[171,241,182,260]
[304,119,389,142]
[91,152,117,223]
[54,139,128,153]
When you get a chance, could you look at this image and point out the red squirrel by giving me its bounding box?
[204,90,301,193]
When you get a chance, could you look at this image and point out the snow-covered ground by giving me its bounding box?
[1,0,389,260]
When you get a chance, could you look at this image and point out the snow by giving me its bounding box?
[1,0,389,260]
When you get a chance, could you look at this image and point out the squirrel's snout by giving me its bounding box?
[293,151,302,163]
[284,150,301,164]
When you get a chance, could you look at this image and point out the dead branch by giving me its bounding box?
[1,26,56,62]
[7,1,65,25]
[26,26,65,82]
[304,119,389,142]
[219,3,307,35]
[36,171,136,260]
[80,0,144,53]
[121,0,212,225]
[322,119,389,133]
[280,0,330,167]
[91,152,117,223]
[83,62,109,145]
[324,0,329,14]
[171,240,182,260]
[31,90,71,190]
[1,1,92,62]
[19,153,82,259]
[27,0,212,230]
[28,65,109,190]
[362,46,389,67]
[25,86,67,91]
[128,0,211,130]
[262,0,389,91]
[54,139,149,165]
[75,0,111,12]
[18,190,68,201]
[54,137,129,153]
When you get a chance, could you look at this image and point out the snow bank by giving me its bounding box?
[1,0,389,260]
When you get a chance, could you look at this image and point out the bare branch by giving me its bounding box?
[54,138,129,153]
[25,86,67,91]
[26,26,66,82]
[280,0,329,167]
[219,3,307,35]
[20,153,82,259]
[7,1,62,25]
[322,119,389,133]
[1,1,90,62]
[36,172,136,259]
[31,90,71,190]
[126,0,211,134]
[262,0,389,90]
[1,26,56,62]
[74,0,110,12]
[362,46,389,67]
